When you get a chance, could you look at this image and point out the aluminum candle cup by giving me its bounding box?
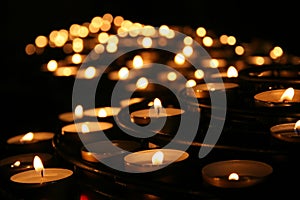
[81,140,142,163]
[202,160,273,188]
[270,121,300,143]
[124,149,189,173]
[0,153,53,183]
[186,82,239,106]
[130,107,184,135]
[61,121,114,151]
[254,88,300,107]
[6,132,55,155]
[9,168,74,200]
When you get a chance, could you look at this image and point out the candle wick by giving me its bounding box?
[295,128,300,135]
[41,170,44,178]
[156,107,160,116]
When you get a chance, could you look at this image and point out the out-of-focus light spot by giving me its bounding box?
[227,36,236,45]
[159,25,170,36]
[270,46,283,59]
[167,72,177,81]
[133,55,144,69]
[72,38,84,53]
[186,79,196,88]
[136,77,149,89]
[219,35,228,45]
[25,44,36,55]
[142,37,152,48]
[183,36,193,45]
[100,20,111,32]
[94,44,105,54]
[182,46,193,57]
[235,45,244,55]
[174,53,185,65]
[106,42,118,53]
[72,53,82,64]
[103,13,113,23]
[196,27,206,37]
[194,69,204,79]
[202,36,213,47]
[47,60,58,72]
[84,66,96,79]
[98,32,109,44]
[35,35,48,48]
[114,16,124,26]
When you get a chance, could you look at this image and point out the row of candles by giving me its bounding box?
[1,12,300,199]
[1,94,299,193]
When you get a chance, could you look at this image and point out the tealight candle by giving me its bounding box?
[202,160,273,188]
[0,153,53,183]
[130,98,184,134]
[124,148,189,173]
[9,156,74,200]
[81,140,142,163]
[187,82,239,99]
[270,120,300,143]
[84,107,121,120]
[6,132,55,155]
[254,87,300,107]
[60,121,114,150]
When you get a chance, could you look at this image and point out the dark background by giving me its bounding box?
[1,0,299,136]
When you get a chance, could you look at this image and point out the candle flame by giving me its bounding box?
[294,120,300,135]
[133,55,143,69]
[228,172,239,181]
[174,53,185,65]
[84,66,96,79]
[152,151,164,165]
[81,124,90,134]
[279,87,294,102]
[227,66,238,78]
[154,98,162,115]
[33,156,44,177]
[118,67,129,80]
[20,132,34,142]
[74,105,84,118]
[98,108,108,118]
[136,77,148,89]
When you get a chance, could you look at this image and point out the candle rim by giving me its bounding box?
[254,89,300,103]
[6,132,55,144]
[124,149,189,166]
[202,159,273,178]
[10,168,73,184]
[130,107,184,118]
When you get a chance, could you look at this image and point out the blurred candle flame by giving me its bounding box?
[280,87,294,102]
[152,151,164,165]
[227,66,238,78]
[228,172,239,181]
[133,55,143,69]
[81,124,90,134]
[294,120,300,134]
[98,108,108,118]
[20,132,34,142]
[74,105,84,118]
[118,67,129,80]
[136,77,148,89]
